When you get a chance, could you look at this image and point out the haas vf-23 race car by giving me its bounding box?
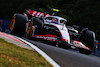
[10,9,96,55]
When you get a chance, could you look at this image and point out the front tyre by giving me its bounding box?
[80,30,95,55]
[82,30,95,50]
[79,48,92,55]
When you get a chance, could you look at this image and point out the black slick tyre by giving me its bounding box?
[79,30,95,55]
[10,14,28,36]
[83,30,95,50]
[32,18,44,33]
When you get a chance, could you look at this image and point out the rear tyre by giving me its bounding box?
[10,14,28,36]
[32,18,44,33]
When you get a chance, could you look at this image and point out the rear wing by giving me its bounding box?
[25,9,51,18]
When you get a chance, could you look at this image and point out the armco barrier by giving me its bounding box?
[0,19,11,32]
[96,41,100,56]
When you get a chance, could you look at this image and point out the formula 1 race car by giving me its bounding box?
[10,9,96,55]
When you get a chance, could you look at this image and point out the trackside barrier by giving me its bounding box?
[15,36,60,67]
[0,19,11,33]
[96,41,100,56]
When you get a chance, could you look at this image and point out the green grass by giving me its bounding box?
[0,38,52,67]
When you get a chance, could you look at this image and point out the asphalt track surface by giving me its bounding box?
[22,37,100,67]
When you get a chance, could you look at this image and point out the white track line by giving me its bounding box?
[15,36,60,67]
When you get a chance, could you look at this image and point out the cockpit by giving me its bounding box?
[45,16,67,25]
